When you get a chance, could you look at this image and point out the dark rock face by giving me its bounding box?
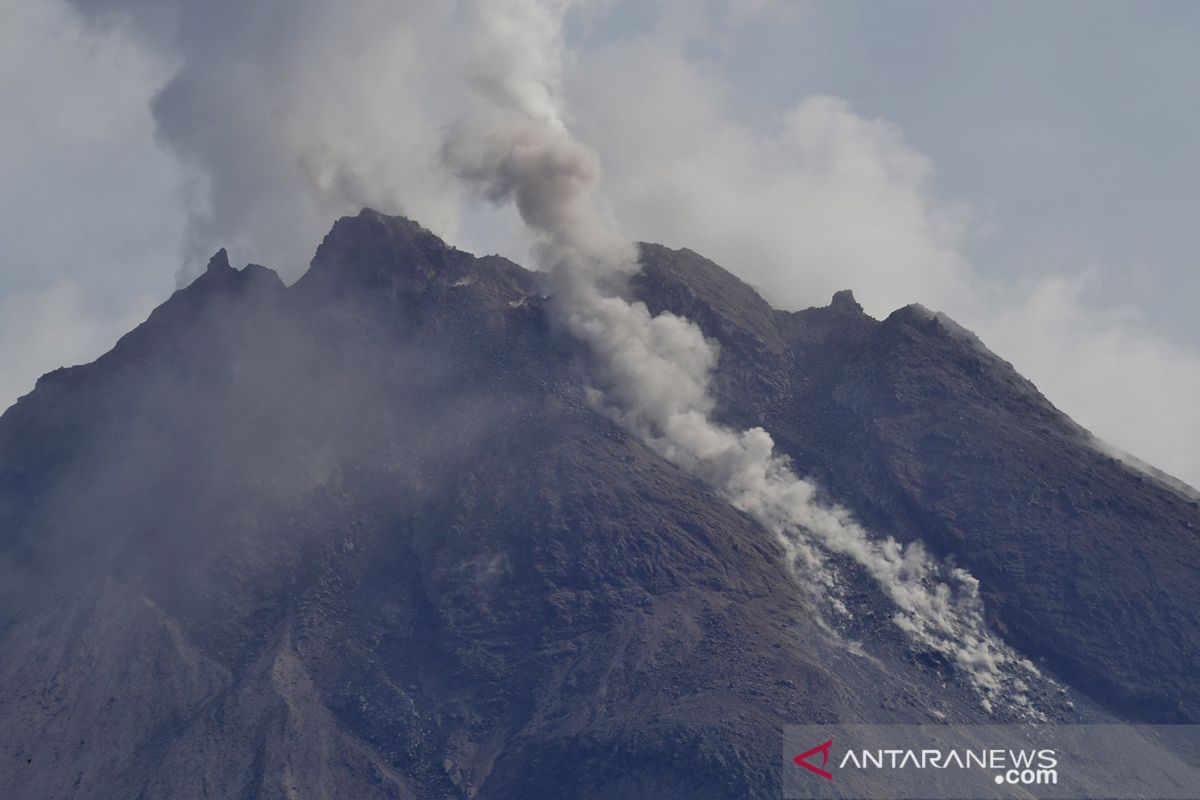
[0,210,1196,799]
[637,245,1200,723]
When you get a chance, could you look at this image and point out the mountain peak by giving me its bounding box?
[830,288,862,313]
[350,207,441,244]
[5,213,1198,800]
[290,209,538,318]
[293,209,464,299]
[633,242,786,356]
[205,248,233,275]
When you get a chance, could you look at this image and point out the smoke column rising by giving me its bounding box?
[448,0,1043,713]
[65,0,467,277]
[67,0,1045,712]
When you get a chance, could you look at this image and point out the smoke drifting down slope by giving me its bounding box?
[56,0,1050,710]
[4,206,1199,796]
[441,0,1042,712]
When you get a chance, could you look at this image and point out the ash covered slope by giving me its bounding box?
[0,210,1193,799]
[636,243,1200,722]
[0,211,935,800]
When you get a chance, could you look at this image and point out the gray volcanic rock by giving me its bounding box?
[0,210,1196,799]
[637,243,1200,723]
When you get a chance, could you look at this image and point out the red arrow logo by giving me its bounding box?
[794,739,834,780]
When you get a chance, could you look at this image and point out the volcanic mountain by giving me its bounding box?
[0,210,1196,799]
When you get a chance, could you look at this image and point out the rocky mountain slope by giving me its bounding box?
[0,209,1196,799]
[635,243,1200,722]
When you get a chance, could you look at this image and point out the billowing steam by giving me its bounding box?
[448,0,1042,712]
[65,0,466,275]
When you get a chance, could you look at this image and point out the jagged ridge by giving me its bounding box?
[0,209,1196,800]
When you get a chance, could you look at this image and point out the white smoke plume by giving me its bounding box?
[65,0,1045,712]
[567,34,1200,490]
[66,0,467,277]
[448,0,1042,713]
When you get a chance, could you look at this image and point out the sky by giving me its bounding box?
[1,0,1198,487]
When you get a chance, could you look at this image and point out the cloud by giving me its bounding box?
[0,0,182,411]
[973,274,1200,487]
[12,0,1193,698]
[568,38,973,317]
[447,0,1039,712]
[67,0,471,278]
[13,0,1197,492]
[568,32,1200,489]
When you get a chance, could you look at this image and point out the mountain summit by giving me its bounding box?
[1,210,1197,799]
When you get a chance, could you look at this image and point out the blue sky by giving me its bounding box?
[703,1,1200,340]
[2,0,1197,485]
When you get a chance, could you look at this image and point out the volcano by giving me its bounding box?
[1,210,1197,799]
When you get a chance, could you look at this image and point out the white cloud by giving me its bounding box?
[67,0,473,278]
[569,35,1200,488]
[5,0,1186,703]
[0,0,183,414]
[6,0,1197,491]
[449,0,1035,709]
[569,39,973,318]
[974,274,1200,487]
